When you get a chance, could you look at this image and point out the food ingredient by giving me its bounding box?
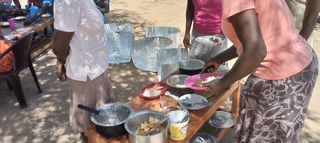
[143,88,161,97]
[192,76,223,87]
[14,16,26,19]
[202,76,222,83]
[152,85,163,90]
[1,22,9,25]
[199,37,219,44]
[177,84,187,87]
[108,118,116,124]
[160,105,183,114]
[169,79,187,87]
[136,116,165,135]
[210,37,219,43]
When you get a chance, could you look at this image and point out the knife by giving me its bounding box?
[199,65,215,74]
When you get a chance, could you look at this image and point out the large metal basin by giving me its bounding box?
[125,110,170,143]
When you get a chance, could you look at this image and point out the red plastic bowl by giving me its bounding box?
[139,82,168,99]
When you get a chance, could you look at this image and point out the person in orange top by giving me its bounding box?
[0,33,14,72]
[201,0,319,142]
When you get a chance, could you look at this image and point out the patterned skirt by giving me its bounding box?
[234,51,318,143]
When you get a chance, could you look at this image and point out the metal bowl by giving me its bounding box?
[188,133,217,143]
[166,74,195,97]
[178,59,205,75]
[125,110,170,143]
[90,103,133,138]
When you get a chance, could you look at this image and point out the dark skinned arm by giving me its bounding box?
[203,45,238,72]
[52,29,74,81]
[0,8,27,16]
[0,8,12,13]
[203,9,267,94]
[183,0,194,50]
[23,3,50,25]
[220,9,267,87]
[299,0,320,40]
[13,0,21,9]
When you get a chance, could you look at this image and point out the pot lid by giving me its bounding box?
[188,133,217,143]
[207,111,235,128]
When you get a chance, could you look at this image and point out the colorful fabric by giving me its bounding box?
[192,0,222,34]
[221,0,313,80]
[234,51,318,143]
[0,37,14,72]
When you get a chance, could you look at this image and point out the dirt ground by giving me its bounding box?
[0,0,319,142]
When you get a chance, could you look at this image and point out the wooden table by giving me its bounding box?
[2,17,54,39]
[1,17,54,60]
[87,70,241,143]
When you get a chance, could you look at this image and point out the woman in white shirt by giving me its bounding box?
[52,0,115,142]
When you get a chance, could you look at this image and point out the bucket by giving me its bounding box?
[30,6,40,21]
[167,110,189,140]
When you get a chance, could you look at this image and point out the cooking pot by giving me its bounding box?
[166,74,194,97]
[178,59,205,75]
[90,103,133,138]
[125,110,170,143]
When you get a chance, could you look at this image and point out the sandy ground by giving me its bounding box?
[0,0,319,142]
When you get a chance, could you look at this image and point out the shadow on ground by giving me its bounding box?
[0,50,157,143]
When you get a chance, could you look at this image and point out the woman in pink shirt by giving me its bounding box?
[201,0,320,142]
[183,0,226,63]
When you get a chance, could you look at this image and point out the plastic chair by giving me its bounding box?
[0,31,42,109]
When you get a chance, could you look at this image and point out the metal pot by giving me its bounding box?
[90,103,133,138]
[125,110,170,143]
[178,59,205,75]
[166,74,195,97]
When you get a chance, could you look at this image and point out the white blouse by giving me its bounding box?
[54,0,108,82]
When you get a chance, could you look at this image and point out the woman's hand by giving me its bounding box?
[183,33,192,50]
[56,60,67,81]
[202,58,221,73]
[201,79,227,95]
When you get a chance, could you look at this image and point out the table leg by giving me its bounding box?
[215,128,229,142]
[44,27,48,36]
[231,81,241,127]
